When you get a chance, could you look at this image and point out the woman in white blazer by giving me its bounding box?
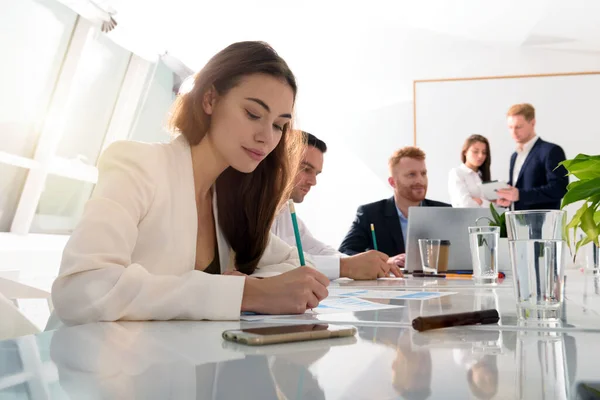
[51,41,329,326]
[448,135,492,208]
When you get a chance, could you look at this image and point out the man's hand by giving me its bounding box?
[472,197,483,206]
[340,250,403,280]
[387,253,406,268]
[494,198,512,208]
[496,186,519,202]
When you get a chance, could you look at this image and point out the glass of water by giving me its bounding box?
[469,226,500,284]
[419,239,441,274]
[505,210,567,321]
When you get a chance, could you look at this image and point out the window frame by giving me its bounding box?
[2,16,154,235]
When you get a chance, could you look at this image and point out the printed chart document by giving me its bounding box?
[240,296,403,321]
[328,288,457,300]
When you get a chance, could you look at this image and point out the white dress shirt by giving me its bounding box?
[448,164,490,208]
[51,135,310,326]
[512,135,539,185]
[271,202,342,280]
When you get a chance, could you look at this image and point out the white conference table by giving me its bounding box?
[0,269,599,399]
[266,270,600,332]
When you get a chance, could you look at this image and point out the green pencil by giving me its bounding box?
[288,200,306,266]
[370,223,378,251]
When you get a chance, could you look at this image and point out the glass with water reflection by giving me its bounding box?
[505,210,567,321]
[468,226,499,284]
[418,239,441,274]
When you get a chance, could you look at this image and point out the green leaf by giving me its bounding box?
[565,222,572,252]
[567,202,587,229]
[565,204,587,249]
[566,180,584,191]
[488,204,508,237]
[571,161,600,180]
[575,235,593,258]
[499,212,507,238]
[591,194,600,208]
[560,156,600,180]
[581,206,600,247]
[490,203,501,225]
[559,154,592,169]
[561,177,600,208]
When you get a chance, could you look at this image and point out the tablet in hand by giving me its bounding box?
[481,181,510,201]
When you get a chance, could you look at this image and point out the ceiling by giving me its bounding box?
[96,0,600,70]
[53,0,600,118]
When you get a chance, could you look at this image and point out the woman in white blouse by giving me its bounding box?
[51,41,329,326]
[448,135,492,208]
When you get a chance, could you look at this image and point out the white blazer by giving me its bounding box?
[52,135,309,326]
[271,202,342,280]
[448,164,491,208]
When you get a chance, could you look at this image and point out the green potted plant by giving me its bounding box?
[476,203,508,237]
[559,154,600,257]
[488,203,508,239]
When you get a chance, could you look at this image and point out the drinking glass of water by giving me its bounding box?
[505,210,567,321]
[418,239,441,274]
[469,226,500,284]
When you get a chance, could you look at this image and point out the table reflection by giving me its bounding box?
[355,327,432,399]
[515,330,577,400]
[47,321,336,400]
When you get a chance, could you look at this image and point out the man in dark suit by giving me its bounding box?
[338,147,450,267]
[496,103,568,210]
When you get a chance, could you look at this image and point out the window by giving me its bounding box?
[54,32,132,165]
[0,0,166,235]
[129,60,176,144]
[0,0,77,159]
[31,175,96,234]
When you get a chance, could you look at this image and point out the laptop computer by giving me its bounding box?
[405,207,494,272]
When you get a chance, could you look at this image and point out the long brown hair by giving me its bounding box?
[461,134,491,182]
[168,41,302,274]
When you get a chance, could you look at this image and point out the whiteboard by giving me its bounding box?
[414,73,600,207]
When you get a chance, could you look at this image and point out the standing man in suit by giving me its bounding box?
[338,147,450,267]
[496,103,568,210]
[272,132,402,279]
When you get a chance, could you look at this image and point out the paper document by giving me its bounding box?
[240,296,403,321]
[328,288,457,300]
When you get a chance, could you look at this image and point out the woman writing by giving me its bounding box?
[52,41,329,326]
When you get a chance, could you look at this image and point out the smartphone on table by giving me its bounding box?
[222,324,357,346]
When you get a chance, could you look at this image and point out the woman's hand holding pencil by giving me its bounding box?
[241,266,329,314]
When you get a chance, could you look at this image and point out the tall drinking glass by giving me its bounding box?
[505,210,567,321]
[469,226,500,284]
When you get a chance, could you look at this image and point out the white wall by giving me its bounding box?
[293,30,600,247]
[415,73,600,204]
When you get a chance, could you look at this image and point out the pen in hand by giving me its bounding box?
[370,223,378,251]
[288,199,306,266]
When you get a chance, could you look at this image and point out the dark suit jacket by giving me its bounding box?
[508,138,568,210]
[338,197,451,257]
